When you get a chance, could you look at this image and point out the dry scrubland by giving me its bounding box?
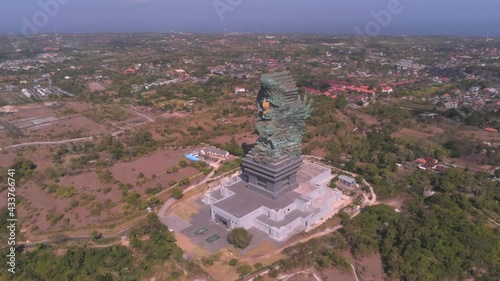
[0,93,258,238]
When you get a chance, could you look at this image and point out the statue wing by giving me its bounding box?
[280,95,313,136]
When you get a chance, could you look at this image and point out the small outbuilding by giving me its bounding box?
[338,175,356,187]
[200,146,229,158]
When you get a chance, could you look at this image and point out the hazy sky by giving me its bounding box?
[1,0,499,36]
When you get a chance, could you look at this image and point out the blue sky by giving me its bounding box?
[1,0,499,36]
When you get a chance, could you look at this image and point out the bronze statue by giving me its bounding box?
[252,71,313,162]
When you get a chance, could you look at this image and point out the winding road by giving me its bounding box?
[0,136,96,151]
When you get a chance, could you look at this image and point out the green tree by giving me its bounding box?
[11,158,37,179]
[178,159,188,168]
[236,264,253,277]
[229,258,239,266]
[179,177,190,186]
[494,169,500,178]
[90,230,103,242]
[171,187,183,200]
[227,228,252,249]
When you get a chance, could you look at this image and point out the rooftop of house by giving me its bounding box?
[338,175,356,183]
[202,146,229,155]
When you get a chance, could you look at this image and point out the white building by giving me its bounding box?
[234,87,246,94]
[200,146,229,158]
[203,161,344,241]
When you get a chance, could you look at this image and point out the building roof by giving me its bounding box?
[214,181,300,218]
[124,68,136,74]
[203,146,229,155]
[256,208,315,228]
[338,175,356,184]
[301,87,322,95]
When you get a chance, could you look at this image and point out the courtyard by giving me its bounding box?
[163,199,279,254]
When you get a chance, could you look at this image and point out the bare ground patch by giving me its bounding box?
[352,111,380,126]
[350,252,385,281]
[0,150,16,167]
[392,128,432,139]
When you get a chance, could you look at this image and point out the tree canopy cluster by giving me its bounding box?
[341,176,499,281]
[1,214,184,281]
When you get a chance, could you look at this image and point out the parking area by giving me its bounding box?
[176,199,281,254]
[161,213,192,232]
[181,202,231,252]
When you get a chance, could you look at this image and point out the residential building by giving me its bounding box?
[200,146,230,157]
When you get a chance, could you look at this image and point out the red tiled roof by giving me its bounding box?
[415,158,427,163]
[124,68,136,74]
[301,87,322,95]
[484,127,498,133]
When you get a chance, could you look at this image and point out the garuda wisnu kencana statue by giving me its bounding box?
[251,71,313,162]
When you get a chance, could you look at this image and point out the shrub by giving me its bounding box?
[97,169,115,183]
[171,187,183,200]
[268,268,279,278]
[254,275,265,281]
[90,230,103,242]
[338,211,351,221]
[69,199,79,208]
[229,258,239,266]
[90,201,103,216]
[179,177,190,186]
[201,253,220,266]
[178,159,188,168]
[46,211,65,225]
[145,184,163,195]
[166,166,179,174]
[236,264,253,277]
[227,227,252,249]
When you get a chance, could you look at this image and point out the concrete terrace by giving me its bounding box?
[213,180,301,218]
[180,200,275,253]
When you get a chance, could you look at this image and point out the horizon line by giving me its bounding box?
[1,31,499,39]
